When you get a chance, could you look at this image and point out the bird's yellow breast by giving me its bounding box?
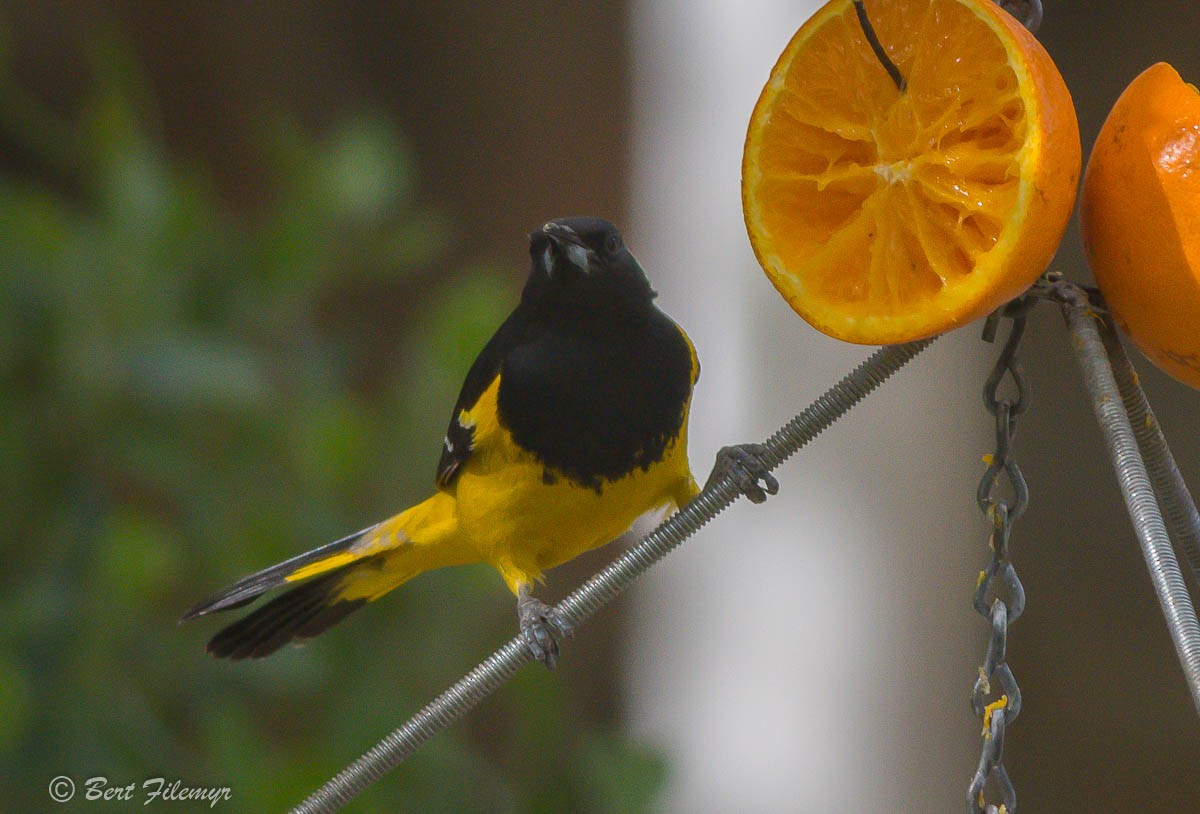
[449,377,698,593]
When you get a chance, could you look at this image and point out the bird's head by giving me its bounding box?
[526,217,654,305]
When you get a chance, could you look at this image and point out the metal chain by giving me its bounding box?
[968,296,1035,814]
[965,9,1042,810]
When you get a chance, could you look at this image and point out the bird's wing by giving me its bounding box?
[435,307,525,489]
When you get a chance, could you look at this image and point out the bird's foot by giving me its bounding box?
[517,587,573,669]
[705,443,779,504]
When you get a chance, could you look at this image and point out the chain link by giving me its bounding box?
[968,296,1035,814]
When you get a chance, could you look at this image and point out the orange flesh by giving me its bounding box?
[761,6,1022,311]
[744,0,1079,343]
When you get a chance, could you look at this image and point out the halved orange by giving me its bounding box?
[1080,62,1200,389]
[742,0,1080,344]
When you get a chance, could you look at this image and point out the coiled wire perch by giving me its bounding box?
[288,338,938,814]
[1056,283,1200,713]
[289,280,1200,814]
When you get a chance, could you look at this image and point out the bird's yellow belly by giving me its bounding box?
[452,427,695,592]
[445,370,699,593]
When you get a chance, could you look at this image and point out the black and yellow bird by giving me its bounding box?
[182,217,777,667]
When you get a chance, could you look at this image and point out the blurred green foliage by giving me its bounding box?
[0,35,665,813]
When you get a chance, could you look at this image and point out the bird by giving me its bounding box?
[182,216,777,667]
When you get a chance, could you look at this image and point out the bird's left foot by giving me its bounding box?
[517,586,573,669]
[705,443,779,504]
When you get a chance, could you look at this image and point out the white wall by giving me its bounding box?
[625,2,995,809]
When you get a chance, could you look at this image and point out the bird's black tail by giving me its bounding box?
[202,563,368,659]
[183,491,469,658]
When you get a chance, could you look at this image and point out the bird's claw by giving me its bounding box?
[517,592,573,669]
[706,443,779,504]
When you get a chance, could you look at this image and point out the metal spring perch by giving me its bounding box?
[290,275,1200,814]
[288,339,937,814]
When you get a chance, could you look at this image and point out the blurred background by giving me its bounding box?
[2,1,1198,811]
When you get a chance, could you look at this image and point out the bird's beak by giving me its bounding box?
[537,222,594,276]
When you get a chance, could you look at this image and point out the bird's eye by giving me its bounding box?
[604,232,623,255]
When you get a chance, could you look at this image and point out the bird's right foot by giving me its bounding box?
[705,443,780,504]
[517,586,573,670]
